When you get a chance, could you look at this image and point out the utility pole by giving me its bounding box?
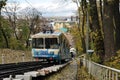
[86,9,89,54]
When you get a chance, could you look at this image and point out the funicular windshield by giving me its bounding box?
[32,38,44,48]
[45,38,59,49]
[32,38,59,49]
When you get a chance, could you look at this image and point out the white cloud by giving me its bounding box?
[19,3,29,9]
[7,0,77,17]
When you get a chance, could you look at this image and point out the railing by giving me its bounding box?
[82,59,120,80]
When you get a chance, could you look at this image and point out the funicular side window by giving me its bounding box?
[32,38,44,48]
[45,38,59,49]
[32,38,36,48]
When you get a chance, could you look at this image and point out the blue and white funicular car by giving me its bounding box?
[31,31,71,63]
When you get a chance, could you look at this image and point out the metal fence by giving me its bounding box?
[82,59,120,80]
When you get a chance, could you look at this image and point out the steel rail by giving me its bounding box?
[0,61,54,79]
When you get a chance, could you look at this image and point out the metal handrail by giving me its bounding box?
[82,59,120,80]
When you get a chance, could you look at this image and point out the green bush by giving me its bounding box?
[9,37,26,50]
[91,53,101,63]
[103,50,120,69]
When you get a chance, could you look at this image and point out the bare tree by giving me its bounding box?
[20,7,42,47]
[4,1,20,40]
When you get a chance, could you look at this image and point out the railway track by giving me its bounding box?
[0,61,55,79]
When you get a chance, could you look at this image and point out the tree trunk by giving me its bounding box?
[81,9,86,53]
[79,0,87,53]
[89,0,105,63]
[103,0,115,61]
[113,0,120,51]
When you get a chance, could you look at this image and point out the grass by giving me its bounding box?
[77,58,95,80]
[0,49,33,64]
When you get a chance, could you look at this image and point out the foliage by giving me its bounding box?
[70,25,83,55]
[2,18,12,36]
[0,18,28,50]
[91,30,104,62]
[21,24,30,41]
[104,50,120,69]
[0,0,7,8]
[9,37,25,50]
[17,20,30,41]
[0,31,5,47]
[0,1,41,50]
[91,53,101,63]
[0,0,8,48]
[9,20,29,50]
[0,18,11,48]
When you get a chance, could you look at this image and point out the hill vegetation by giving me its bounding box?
[71,0,120,65]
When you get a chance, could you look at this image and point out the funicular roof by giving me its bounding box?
[31,31,62,38]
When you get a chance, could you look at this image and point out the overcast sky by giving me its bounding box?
[7,0,77,17]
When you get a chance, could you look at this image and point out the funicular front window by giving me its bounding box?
[45,38,59,49]
[32,38,44,48]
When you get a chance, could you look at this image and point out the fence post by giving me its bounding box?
[2,54,4,64]
[22,53,25,62]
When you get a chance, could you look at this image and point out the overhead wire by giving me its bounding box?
[24,0,34,8]
[24,0,42,16]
